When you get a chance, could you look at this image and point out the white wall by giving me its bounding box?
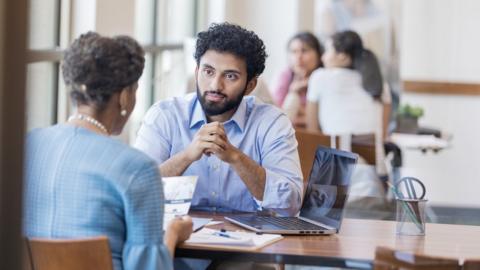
[401,0,480,83]
[398,0,480,208]
[71,0,96,38]
[400,93,480,208]
[96,0,135,36]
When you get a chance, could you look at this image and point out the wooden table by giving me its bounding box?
[176,212,480,269]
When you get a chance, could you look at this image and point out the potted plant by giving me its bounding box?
[396,104,424,133]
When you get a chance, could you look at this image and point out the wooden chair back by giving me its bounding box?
[374,246,460,270]
[462,260,480,270]
[25,236,113,270]
[295,129,334,189]
[351,134,377,165]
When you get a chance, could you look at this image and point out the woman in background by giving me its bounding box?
[306,30,384,137]
[306,30,390,216]
[271,32,324,128]
[23,32,192,270]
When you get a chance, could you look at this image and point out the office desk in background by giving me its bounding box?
[176,212,480,269]
[390,133,450,152]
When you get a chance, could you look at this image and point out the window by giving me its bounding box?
[26,0,199,143]
[130,0,198,143]
[26,0,69,131]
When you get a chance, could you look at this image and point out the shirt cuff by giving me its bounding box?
[257,169,302,216]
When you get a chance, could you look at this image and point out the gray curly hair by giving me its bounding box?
[62,31,145,109]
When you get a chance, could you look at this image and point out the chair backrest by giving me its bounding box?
[462,260,480,270]
[351,134,377,166]
[26,236,113,270]
[295,129,334,189]
[374,246,460,270]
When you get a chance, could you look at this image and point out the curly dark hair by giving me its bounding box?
[194,23,268,82]
[62,31,145,109]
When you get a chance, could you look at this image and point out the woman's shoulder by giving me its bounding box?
[313,68,361,83]
[78,131,160,188]
[42,125,156,174]
[310,67,334,80]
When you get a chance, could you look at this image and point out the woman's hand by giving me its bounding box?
[289,72,309,94]
[164,216,193,257]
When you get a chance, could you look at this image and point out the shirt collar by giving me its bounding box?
[189,95,248,132]
[189,96,207,129]
[225,97,247,132]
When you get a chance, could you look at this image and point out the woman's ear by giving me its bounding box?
[338,53,352,67]
[245,77,258,96]
[118,87,131,112]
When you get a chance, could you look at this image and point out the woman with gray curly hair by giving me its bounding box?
[23,32,192,270]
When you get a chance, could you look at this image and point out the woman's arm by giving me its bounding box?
[306,101,322,132]
[382,102,391,139]
[164,216,193,257]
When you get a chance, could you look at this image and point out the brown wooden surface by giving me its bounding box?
[26,236,113,270]
[403,81,480,95]
[351,134,377,166]
[178,212,480,267]
[373,246,460,270]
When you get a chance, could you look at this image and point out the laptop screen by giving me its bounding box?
[300,146,358,231]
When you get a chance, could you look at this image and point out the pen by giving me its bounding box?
[212,231,241,240]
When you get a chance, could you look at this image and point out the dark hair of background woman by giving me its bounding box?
[288,31,324,68]
[331,30,383,100]
[62,31,145,110]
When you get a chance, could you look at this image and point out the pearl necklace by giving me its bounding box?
[68,114,109,135]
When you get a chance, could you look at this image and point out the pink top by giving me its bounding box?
[271,68,307,107]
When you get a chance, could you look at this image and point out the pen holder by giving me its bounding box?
[396,198,427,236]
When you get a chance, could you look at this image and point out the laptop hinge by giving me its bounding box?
[298,216,336,231]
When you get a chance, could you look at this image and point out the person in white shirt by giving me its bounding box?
[306,30,383,136]
[306,30,390,180]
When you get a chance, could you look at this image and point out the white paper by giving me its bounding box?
[162,176,198,230]
[186,228,283,248]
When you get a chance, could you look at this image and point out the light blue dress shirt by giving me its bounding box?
[134,94,303,216]
[23,125,173,270]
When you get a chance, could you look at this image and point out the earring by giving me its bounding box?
[120,109,127,117]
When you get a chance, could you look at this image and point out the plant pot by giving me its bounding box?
[396,116,419,134]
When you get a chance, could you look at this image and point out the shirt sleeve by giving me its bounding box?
[134,105,172,164]
[307,70,323,102]
[122,160,173,270]
[258,114,303,217]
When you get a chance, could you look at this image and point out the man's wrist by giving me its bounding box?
[180,149,196,164]
[228,148,243,166]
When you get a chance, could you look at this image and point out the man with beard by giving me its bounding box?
[135,23,303,217]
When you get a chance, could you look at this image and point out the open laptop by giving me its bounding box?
[162,176,212,232]
[226,146,358,235]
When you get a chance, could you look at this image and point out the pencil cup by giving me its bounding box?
[396,198,427,236]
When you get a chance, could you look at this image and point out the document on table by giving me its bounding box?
[185,228,283,251]
[162,176,204,230]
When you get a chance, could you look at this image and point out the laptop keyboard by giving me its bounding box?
[239,216,328,231]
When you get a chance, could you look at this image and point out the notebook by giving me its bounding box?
[226,146,358,235]
[185,228,283,251]
[162,176,211,231]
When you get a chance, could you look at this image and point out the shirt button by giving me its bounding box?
[211,191,216,197]
[212,164,219,170]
